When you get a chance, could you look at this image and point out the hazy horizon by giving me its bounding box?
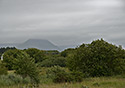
[0,0,125,47]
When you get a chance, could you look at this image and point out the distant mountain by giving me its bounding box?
[0,39,78,51]
[17,39,60,50]
[0,39,60,50]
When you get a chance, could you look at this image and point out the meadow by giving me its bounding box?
[1,77,125,88]
[0,71,125,88]
[39,76,125,88]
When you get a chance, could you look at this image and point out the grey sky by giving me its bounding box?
[0,0,125,47]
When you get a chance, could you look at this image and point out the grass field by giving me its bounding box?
[1,76,125,88]
[0,69,124,88]
[40,76,125,88]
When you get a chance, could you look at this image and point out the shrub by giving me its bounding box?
[0,61,7,75]
[13,51,40,85]
[41,57,66,67]
[67,39,125,77]
[46,66,83,83]
[0,74,31,86]
[2,49,40,86]
[70,71,83,82]
[46,66,71,83]
[2,49,22,70]
[24,48,45,63]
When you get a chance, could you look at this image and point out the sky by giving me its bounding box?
[0,0,125,47]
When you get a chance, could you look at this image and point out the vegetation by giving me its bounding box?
[0,47,16,57]
[0,74,31,87]
[0,76,125,88]
[2,50,40,86]
[40,57,66,67]
[0,61,8,75]
[2,49,23,70]
[67,39,125,77]
[60,48,75,57]
[46,66,83,83]
[24,48,45,63]
[0,39,125,88]
[13,51,40,85]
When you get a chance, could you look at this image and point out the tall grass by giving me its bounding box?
[0,72,125,88]
[39,76,125,88]
[0,74,31,87]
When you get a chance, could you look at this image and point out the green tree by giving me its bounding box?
[67,44,93,77]
[0,47,16,57]
[2,49,22,70]
[61,48,75,57]
[41,56,66,67]
[67,39,125,77]
[13,52,40,85]
[25,48,45,63]
[2,49,40,85]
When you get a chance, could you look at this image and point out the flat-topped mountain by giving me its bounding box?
[0,39,60,50]
[0,39,77,51]
[17,39,59,50]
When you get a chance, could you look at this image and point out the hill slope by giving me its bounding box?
[17,39,59,50]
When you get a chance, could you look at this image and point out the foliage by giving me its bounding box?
[67,39,125,77]
[1,76,125,88]
[0,47,16,57]
[24,48,45,63]
[46,66,83,83]
[0,74,31,87]
[2,49,22,70]
[44,50,59,56]
[112,58,125,75]
[70,71,83,82]
[46,66,71,83]
[61,48,75,57]
[40,56,66,67]
[1,38,125,87]
[0,61,8,75]
[13,51,40,85]
[3,49,40,85]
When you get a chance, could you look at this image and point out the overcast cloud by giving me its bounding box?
[0,0,125,47]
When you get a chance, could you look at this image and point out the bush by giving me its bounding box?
[0,74,31,86]
[41,57,66,67]
[13,51,40,85]
[46,66,83,83]
[67,39,125,77]
[2,49,23,70]
[70,71,83,82]
[0,61,7,75]
[46,66,71,83]
[24,48,45,63]
[2,49,40,86]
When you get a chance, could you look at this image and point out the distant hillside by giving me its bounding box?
[17,39,60,50]
[0,39,60,50]
[0,39,78,51]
